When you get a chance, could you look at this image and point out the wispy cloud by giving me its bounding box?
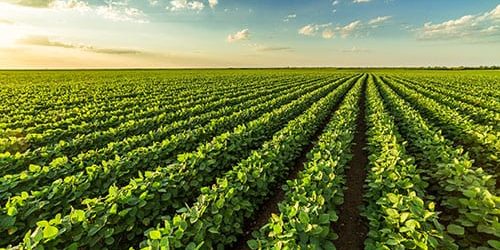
[18,35,144,55]
[341,46,370,53]
[0,19,14,25]
[51,0,90,11]
[299,16,392,40]
[283,13,296,22]
[353,0,371,3]
[257,46,292,52]
[255,46,293,52]
[245,43,293,52]
[368,16,391,26]
[96,2,148,23]
[167,0,205,12]
[6,0,148,23]
[8,0,55,8]
[298,23,333,38]
[418,4,500,40]
[227,29,250,42]
[332,0,340,6]
[339,20,362,38]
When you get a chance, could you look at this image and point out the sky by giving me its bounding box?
[0,0,499,68]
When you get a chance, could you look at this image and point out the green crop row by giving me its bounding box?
[377,76,500,249]
[138,74,359,250]
[248,74,365,249]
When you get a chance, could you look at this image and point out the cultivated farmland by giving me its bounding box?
[0,69,498,249]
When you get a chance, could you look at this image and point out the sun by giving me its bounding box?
[0,25,25,48]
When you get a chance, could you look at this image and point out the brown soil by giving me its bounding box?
[332,79,368,250]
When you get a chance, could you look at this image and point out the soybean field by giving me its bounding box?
[0,69,499,250]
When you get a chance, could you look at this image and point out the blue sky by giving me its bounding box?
[0,0,498,68]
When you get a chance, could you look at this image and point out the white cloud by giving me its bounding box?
[96,4,148,23]
[368,16,391,26]
[49,0,149,23]
[332,0,339,6]
[299,21,365,39]
[208,0,217,9]
[339,20,362,38]
[341,46,369,53]
[246,43,293,52]
[148,0,159,6]
[51,0,90,11]
[322,28,335,39]
[18,35,144,55]
[298,24,316,36]
[298,23,332,37]
[227,29,249,42]
[167,0,205,11]
[418,4,500,40]
[298,18,389,39]
[5,0,149,23]
[353,0,370,3]
[283,13,296,22]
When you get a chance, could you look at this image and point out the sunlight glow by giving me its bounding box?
[0,26,26,48]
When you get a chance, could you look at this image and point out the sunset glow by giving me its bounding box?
[0,0,498,68]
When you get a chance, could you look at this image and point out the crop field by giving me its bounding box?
[0,69,498,250]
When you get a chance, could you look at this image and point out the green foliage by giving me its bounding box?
[0,69,498,249]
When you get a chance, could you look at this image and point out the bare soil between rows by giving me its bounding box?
[332,79,368,250]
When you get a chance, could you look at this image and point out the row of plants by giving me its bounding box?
[377,76,500,249]
[3,76,358,248]
[360,75,451,249]
[0,76,304,155]
[405,73,500,100]
[138,74,359,250]
[389,76,500,130]
[0,75,325,188]
[391,75,499,114]
[0,76,330,205]
[248,74,365,249]
[0,77,213,138]
[0,73,273,127]
[0,76,181,122]
[382,76,500,174]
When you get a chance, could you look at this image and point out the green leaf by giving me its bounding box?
[186,242,199,250]
[447,224,464,235]
[386,239,399,245]
[385,208,398,218]
[273,224,282,234]
[149,230,162,240]
[462,189,477,198]
[400,212,410,223]
[208,227,219,234]
[43,225,59,239]
[247,240,259,249]
[29,164,41,172]
[488,240,500,250]
[7,206,17,216]
[405,219,419,229]
[387,193,399,203]
[298,211,309,224]
[319,213,331,224]
[110,204,118,215]
[67,243,79,250]
[71,209,86,222]
[477,224,495,235]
